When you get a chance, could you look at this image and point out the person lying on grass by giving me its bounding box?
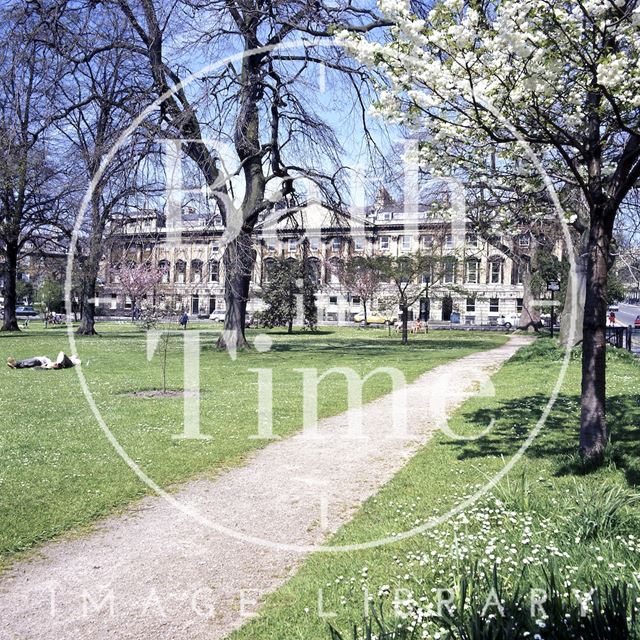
[7,352,81,370]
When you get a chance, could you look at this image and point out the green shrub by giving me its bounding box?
[329,568,639,640]
[561,481,640,542]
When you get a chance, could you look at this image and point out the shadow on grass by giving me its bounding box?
[446,393,640,487]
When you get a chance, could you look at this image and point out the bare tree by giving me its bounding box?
[109,0,384,351]
[0,5,69,331]
[377,253,437,345]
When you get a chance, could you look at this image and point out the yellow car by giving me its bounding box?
[353,313,393,325]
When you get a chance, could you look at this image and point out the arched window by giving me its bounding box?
[263,257,276,284]
[191,259,203,283]
[209,259,219,282]
[158,260,170,284]
[305,257,321,286]
[488,256,504,284]
[175,260,186,284]
[327,257,342,284]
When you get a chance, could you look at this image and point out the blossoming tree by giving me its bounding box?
[113,261,165,320]
[342,0,640,459]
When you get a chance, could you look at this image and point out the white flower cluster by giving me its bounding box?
[341,0,640,207]
[316,482,640,639]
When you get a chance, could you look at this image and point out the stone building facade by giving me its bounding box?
[98,197,532,325]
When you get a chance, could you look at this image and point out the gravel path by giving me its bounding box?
[0,335,531,640]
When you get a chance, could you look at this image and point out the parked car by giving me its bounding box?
[608,303,620,312]
[353,313,393,325]
[16,305,39,318]
[209,310,226,322]
[496,314,520,329]
[635,315,640,328]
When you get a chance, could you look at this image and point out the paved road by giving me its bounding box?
[615,303,640,355]
[617,302,640,327]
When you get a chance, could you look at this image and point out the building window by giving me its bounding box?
[354,237,364,251]
[445,234,453,249]
[351,296,361,305]
[515,262,525,284]
[263,258,276,284]
[332,237,341,251]
[304,258,321,286]
[466,233,478,247]
[329,296,338,305]
[309,237,319,251]
[266,238,276,252]
[444,259,456,284]
[516,298,523,312]
[489,259,503,284]
[209,260,219,282]
[125,296,132,310]
[466,297,476,312]
[328,257,342,284]
[380,236,389,250]
[159,260,170,283]
[191,259,203,283]
[110,294,117,310]
[422,234,434,247]
[288,238,297,252]
[518,235,530,247]
[465,259,480,284]
[175,260,186,284]
[490,298,499,313]
[401,235,411,251]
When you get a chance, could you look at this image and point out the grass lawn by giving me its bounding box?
[229,340,640,640]
[0,321,506,569]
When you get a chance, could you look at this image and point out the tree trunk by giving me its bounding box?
[1,242,20,332]
[579,212,611,460]
[519,266,541,332]
[401,303,408,345]
[363,300,368,326]
[77,277,98,335]
[217,230,254,351]
[77,200,108,336]
[560,246,588,347]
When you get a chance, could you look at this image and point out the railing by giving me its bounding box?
[627,326,640,354]
[607,325,640,354]
[606,326,626,349]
